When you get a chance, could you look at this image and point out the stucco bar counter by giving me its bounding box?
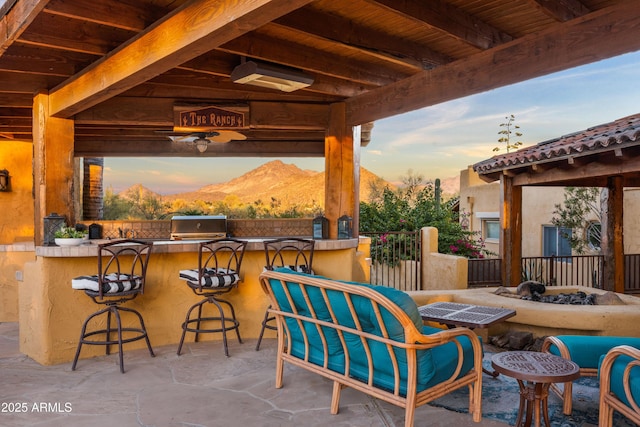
[22,238,368,366]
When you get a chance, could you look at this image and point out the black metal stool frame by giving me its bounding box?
[177,238,248,357]
[255,237,315,351]
[72,239,155,374]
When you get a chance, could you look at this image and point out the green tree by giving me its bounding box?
[103,187,133,219]
[493,114,523,153]
[551,187,601,254]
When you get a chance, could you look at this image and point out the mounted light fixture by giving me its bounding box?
[167,131,246,153]
[230,58,314,92]
[0,169,9,192]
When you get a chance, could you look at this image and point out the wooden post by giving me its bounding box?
[500,174,522,287]
[325,103,360,239]
[600,176,624,292]
[82,158,104,220]
[33,92,76,245]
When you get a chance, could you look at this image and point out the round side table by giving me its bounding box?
[491,351,580,427]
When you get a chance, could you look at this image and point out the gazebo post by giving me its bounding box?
[500,174,522,287]
[601,176,625,293]
[32,92,76,246]
[325,103,360,240]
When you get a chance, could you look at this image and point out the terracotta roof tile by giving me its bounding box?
[474,114,640,175]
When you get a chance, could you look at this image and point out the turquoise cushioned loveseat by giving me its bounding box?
[259,268,484,427]
[599,345,640,426]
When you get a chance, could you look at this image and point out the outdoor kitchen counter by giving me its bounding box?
[22,237,370,366]
[35,237,358,257]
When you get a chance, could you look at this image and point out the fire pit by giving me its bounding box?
[410,285,640,339]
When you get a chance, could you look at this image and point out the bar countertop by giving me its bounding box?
[35,237,364,257]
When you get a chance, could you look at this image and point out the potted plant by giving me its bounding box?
[54,226,88,246]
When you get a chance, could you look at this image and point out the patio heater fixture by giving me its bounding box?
[230,58,314,92]
[337,214,353,240]
[0,169,9,192]
[43,212,66,246]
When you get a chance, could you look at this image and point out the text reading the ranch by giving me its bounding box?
[179,106,246,129]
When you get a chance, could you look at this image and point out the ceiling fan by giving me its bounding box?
[165,130,247,152]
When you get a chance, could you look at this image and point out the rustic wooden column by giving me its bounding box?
[500,174,522,287]
[600,176,624,292]
[33,92,76,245]
[325,103,360,239]
[82,158,104,220]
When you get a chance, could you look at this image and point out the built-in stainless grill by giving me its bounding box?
[170,215,227,240]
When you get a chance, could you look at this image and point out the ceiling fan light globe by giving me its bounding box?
[195,138,209,152]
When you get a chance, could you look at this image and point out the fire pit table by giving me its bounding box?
[491,351,580,427]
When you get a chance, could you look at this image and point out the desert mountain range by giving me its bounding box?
[121,160,460,208]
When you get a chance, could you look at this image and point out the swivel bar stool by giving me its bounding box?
[255,237,315,351]
[71,239,154,373]
[177,238,247,357]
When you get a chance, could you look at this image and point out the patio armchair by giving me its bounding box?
[542,335,640,415]
[259,268,483,427]
[599,345,640,426]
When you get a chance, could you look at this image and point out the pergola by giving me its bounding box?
[1,0,639,245]
[474,114,640,293]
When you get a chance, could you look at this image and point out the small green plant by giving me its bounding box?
[493,114,523,153]
[54,226,88,239]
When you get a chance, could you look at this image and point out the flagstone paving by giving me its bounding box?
[0,322,507,426]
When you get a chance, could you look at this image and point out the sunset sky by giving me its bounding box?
[104,50,640,194]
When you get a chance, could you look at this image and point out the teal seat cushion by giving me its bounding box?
[268,268,477,395]
[599,353,640,409]
[548,336,640,369]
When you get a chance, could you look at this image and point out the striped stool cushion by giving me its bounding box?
[72,273,143,294]
[179,268,239,288]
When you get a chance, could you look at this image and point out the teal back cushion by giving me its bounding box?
[599,353,640,408]
[268,268,477,394]
[548,336,640,368]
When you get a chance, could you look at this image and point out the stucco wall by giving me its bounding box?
[0,140,34,244]
[20,246,357,366]
[460,166,614,257]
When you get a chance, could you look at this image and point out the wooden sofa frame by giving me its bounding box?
[259,270,483,427]
[599,345,640,427]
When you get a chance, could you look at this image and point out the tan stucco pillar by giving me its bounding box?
[325,102,360,239]
[500,174,522,286]
[33,92,75,245]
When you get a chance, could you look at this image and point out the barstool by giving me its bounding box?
[177,238,247,357]
[71,239,154,373]
[255,237,315,351]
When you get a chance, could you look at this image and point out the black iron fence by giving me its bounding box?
[361,231,420,291]
[468,254,640,294]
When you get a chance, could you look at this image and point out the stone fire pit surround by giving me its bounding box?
[409,286,640,340]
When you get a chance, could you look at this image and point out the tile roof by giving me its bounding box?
[473,114,640,175]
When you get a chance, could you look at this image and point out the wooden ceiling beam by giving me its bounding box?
[528,0,591,22]
[369,0,512,50]
[47,0,316,118]
[74,139,325,158]
[18,12,134,55]
[75,98,329,130]
[43,0,161,32]
[0,44,93,76]
[121,82,341,103]
[0,0,50,54]
[220,31,407,86]
[274,9,450,69]
[346,0,640,126]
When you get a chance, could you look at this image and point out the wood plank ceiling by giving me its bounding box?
[0,0,639,158]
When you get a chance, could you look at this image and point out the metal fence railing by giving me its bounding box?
[468,254,640,294]
[361,231,420,291]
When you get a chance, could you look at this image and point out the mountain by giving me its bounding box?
[160,160,393,208]
[120,160,459,210]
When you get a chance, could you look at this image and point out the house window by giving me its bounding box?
[483,220,500,241]
[476,212,500,242]
[542,226,572,257]
[586,221,601,251]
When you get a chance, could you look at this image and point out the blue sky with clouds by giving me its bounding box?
[104,50,640,194]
